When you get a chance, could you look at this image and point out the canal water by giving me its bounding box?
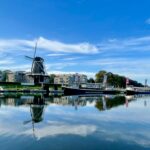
[0,94,150,150]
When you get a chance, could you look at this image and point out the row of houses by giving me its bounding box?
[0,71,88,85]
[0,70,34,83]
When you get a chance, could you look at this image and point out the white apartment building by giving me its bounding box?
[54,73,87,85]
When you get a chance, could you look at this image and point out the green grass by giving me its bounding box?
[1,85,41,90]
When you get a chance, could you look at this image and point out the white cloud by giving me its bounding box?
[98,36,150,51]
[48,71,95,78]
[24,123,97,140]
[46,62,77,70]
[38,37,99,54]
[0,59,14,65]
[0,37,99,54]
[62,57,81,61]
[47,53,67,57]
[1,35,150,55]
[0,64,31,72]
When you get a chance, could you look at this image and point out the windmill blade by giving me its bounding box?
[31,40,38,74]
[25,56,34,60]
[33,40,38,59]
[23,120,32,125]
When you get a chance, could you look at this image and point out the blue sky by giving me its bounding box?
[0,0,150,83]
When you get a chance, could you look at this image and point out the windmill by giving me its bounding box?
[25,41,48,84]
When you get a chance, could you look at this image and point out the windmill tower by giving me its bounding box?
[26,41,48,84]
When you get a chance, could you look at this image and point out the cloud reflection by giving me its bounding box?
[0,96,150,148]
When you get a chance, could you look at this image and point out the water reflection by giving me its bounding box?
[0,94,150,150]
[0,94,138,112]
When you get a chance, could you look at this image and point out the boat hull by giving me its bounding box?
[63,87,120,96]
[126,90,150,95]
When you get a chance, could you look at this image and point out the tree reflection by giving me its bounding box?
[95,96,135,111]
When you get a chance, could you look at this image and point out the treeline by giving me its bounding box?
[88,70,143,88]
[0,70,8,82]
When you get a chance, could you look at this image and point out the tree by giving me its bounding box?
[2,71,7,82]
[88,78,95,83]
[48,74,56,84]
[95,70,107,83]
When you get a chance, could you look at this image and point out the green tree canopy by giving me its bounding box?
[95,70,143,88]
[48,74,56,84]
[87,78,95,83]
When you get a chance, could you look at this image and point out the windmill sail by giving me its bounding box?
[31,41,38,74]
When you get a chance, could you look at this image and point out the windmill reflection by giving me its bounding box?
[23,95,45,137]
[31,96,45,123]
[23,96,45,124]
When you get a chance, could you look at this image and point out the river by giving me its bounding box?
[0,94,150,150]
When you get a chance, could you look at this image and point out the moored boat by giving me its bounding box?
[63,86,120,96]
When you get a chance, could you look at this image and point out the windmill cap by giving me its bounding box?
[34,57,44,61]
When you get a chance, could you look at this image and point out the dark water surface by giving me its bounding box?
[0,94,150,150]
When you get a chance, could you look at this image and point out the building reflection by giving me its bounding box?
[0,94,148,113]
